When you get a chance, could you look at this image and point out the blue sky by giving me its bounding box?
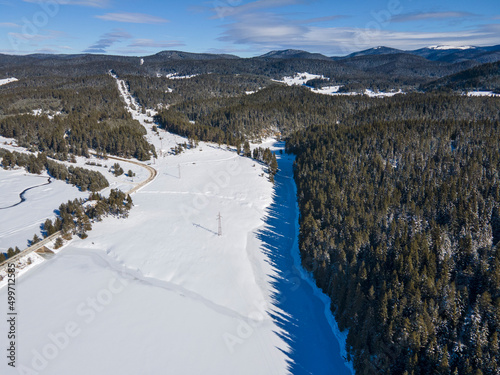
[1,0,499,56]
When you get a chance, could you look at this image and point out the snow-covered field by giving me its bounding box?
[0,168,88,251]
[273,72,328,86]
[0,134,154,252]
[274,72,404,98]
[0,74,353,375]
[0,141,290,375]
[0,77,18,86]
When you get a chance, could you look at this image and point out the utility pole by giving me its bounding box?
[217,212,222,237]
[178,164,181,179]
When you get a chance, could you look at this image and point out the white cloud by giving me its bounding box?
[0,22,20,28]
[206,0,500,55]
[392,11,478,23]
[219,15,500,55]
[8,30,64,42]
[96,12,169,24]
[23,0,109,7]
[210,0,304,20]
[128,39,184,48]
[84,29,132,53]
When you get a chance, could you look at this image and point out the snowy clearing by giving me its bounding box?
[163,73,199,79]
[310,85,342,95]
[0,77,18,86]
[0,168,88,251]
[274,72,404,98]
[273,72,328,86]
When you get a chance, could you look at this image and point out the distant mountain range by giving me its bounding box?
[258,45,500,65]
[1,44,499,92]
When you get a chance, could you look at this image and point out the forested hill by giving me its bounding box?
[423,61,500,93]
[286,95,500,374]
[0,74,155,160]
[0,49,495,91]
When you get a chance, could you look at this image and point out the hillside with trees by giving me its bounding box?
[286,96,500,374]
[0,74,155,160]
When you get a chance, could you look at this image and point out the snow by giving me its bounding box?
[310,87,404,97]
[0,134,151,252]
[466,91,500,97]
[273,72,328,86]
[0,168,88,252]
[311,85,342,95]
[165,73,198,79]
[140,58,144,65]
[31,108,62,119]
[428,45,474,50]
[364,88,404,97]
[0,73,353,375]
[274,72,404,98]
[0,252,44,288]
[0,139,353,374]
[0,77,18,86]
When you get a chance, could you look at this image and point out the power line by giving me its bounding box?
[217,212,222,237]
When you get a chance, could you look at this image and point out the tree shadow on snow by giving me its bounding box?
[255,155,351,375]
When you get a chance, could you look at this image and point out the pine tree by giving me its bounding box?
[31,234,41,246]
[243,141,251,157]
[54,237,64,249]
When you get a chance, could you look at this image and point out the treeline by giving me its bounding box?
[0,113,153,161]
[156,85,500,143]
[250,145,278,182]
[123,73,270,110]
[49,189,132,239]
[35,189,131,244]
[287,112,500,373]
[0,150,109,192]
[0,75,130,116]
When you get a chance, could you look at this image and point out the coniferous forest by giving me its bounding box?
[287,98,500,374]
